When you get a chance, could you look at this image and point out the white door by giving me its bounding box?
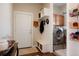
[14,11,33,48]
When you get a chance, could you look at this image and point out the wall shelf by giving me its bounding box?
[69,8,79,42]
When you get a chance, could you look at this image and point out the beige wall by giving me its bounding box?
[42,3,50,8]
[13,3,43,20]
[13,3,50,19]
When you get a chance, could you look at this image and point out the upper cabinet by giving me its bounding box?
[53,14,64,26]
[39,8,50,18]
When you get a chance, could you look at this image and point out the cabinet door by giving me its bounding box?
[58,15,64,26]
[55,15,64,26]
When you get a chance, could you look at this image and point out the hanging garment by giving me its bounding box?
[39,20,45,34]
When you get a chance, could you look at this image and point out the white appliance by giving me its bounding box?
[53,26,65,45]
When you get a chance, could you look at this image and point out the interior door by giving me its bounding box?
[14,11,33,48]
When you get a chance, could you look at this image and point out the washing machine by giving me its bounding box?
[53,26,66,50]
[53,26,65,45]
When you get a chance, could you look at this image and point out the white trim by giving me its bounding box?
[14,11,33,16]
[13,11,34,48]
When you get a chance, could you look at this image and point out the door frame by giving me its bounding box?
[13,11,33,48]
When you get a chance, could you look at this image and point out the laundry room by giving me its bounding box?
[53,3,67,56]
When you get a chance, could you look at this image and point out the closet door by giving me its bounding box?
[14,11,33,48]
